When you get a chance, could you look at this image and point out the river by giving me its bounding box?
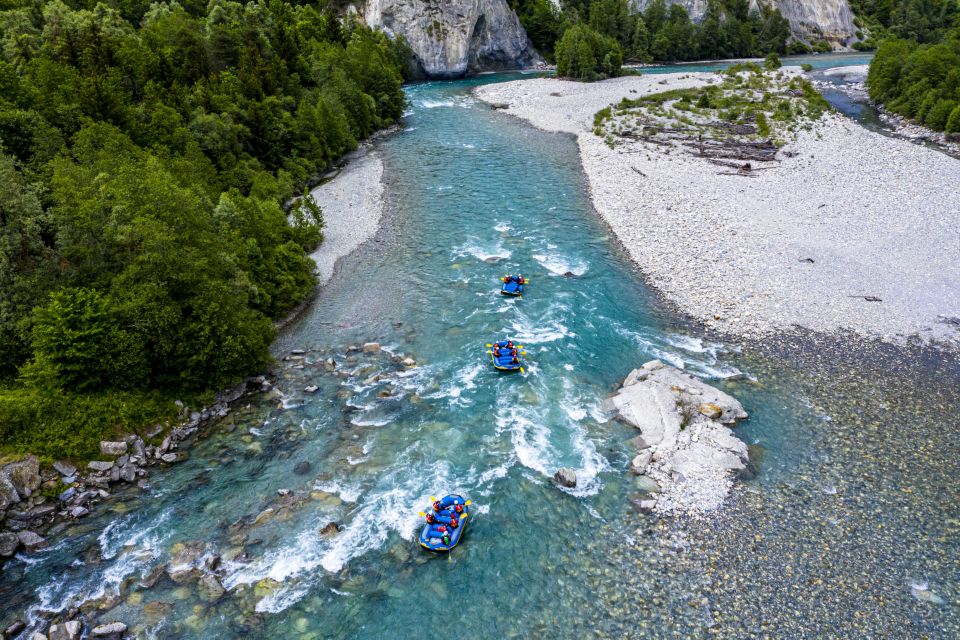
[2,53,957,639]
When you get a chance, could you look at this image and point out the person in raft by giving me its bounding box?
[427,524,451,545]
[493,344,501,358]
[517,275,525,285]
[425,511,459,528]
[433,496,465,512]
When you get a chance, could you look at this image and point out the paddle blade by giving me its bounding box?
[465,500,472,505]
[430,496,436,502]
[485,343,493,348]
[418,512,426,517]
[520,367,525,374]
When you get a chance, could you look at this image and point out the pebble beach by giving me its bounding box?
[475,72,960,347]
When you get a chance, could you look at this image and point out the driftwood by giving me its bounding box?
[708,121,758,135]
[685,138,779,162]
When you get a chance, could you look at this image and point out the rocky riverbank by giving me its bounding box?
[474,71,960,347]
[605,360,750,516]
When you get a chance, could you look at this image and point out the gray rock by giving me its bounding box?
[91,621,128,637]
[30,633,48,640]
[69,506,90,518]
[630,451,653,475]
[361,0,540,79]
[87,461,114,472]
[319,522,341,538]
[110,465,121,482]
[17,530,46,551]
[638,499,657,513]
[3,620,26,637]
[119,464,137,483]
[624,435,651,451]
[58,486,77,502]
[0,531,20,556]
[304,385,319,393]
[53,461,77,477]
[160,453,179,463]
[553,467,577,488]
[48,620,82,640]
[362,342,381,353]
[116,454,129,467]
[324,358,336,371]
[99,441,128,456]
[0,455,41,509]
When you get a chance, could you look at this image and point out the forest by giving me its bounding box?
[865,0,960,132]
[512,0,793,80]
[0,0,408,458]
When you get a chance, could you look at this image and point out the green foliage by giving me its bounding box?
[764,52,781,70]
[0,0,408,459]
[850,0,958,44]
[534,0,791,65]
[868,31,960,132]
[556,23,623,81]
[0,386,180,460]
[801,63,814,72]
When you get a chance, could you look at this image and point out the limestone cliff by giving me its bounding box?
[357,0,540,79]
[631,0,857,47]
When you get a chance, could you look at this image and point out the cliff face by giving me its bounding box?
[358,0,541,79]
[631,0,857,46]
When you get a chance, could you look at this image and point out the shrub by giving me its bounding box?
[801,63,813,72]
[947,106,960,134]
[764,52,782,70]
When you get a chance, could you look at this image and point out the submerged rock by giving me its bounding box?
[47,620,81,640]
[294,460,312,475]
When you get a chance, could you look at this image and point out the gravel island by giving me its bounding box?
[475,71,960,346]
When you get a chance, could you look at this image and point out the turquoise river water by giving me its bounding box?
[5,53,957,639]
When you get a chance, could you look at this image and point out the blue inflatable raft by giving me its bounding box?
[418,495,470,552]
[500,275,528,297]
[487,340,525,372]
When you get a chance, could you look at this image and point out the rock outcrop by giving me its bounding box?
[631,0,857,47]
[357,0,540,78]
[607,360,749,515]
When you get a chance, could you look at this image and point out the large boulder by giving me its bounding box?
[100,441,128,456]
[553,467,577,488]
[607,360,750,515]
[0,531,20,556]
[91,621,127,637]
[359,0,540,79]
[0,455,41,508]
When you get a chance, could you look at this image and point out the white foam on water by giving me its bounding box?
[564,363,574,371]
[420,99,454,109]
[495,222,510,232]
[256,582,311,613]
[533,253,588,276]
[498,410,554,476]
[331,588,351,597]
[454,238,512,263]
[350,415,393,428]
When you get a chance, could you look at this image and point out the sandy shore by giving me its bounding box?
[306,144,385,285]
[475,72,960,345]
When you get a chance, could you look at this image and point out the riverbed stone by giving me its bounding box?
[91,621,127,637]
[119,464,137,483]
[47,620,81,640]
[69,506,90,518]
[197,574,226,602]
[293,461,312,475]
[362,342,381,353]
[3,620,26,637]
[0,531,20,556]
[53,461,77,477]
[630,451,653,475]
[17,530,46,551]
[87,461,114,472]
[304,385,319,393]
[698,403,723,419]
[553,467,577,488]
[99,441,128,456]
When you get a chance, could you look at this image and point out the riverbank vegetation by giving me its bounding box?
[851,0,958,49]
[867,22,960,134]
[512,0,792,80]
[593,65,831,155]
[0,0,408,460]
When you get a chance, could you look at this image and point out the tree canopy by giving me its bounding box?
[0,0,408,458]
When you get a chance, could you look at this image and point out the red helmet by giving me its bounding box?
[455,504,463,513]
[433,501,442,512]
[426,513,436,524]
[449,518,459,528]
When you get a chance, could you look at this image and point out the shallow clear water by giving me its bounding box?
[1,56,881,639]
